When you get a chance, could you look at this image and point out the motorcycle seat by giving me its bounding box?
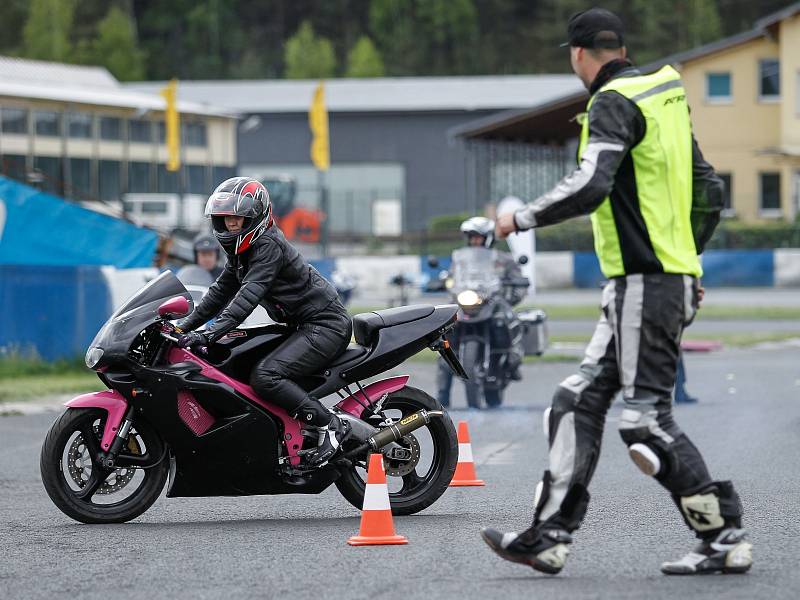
[328,343,368,367]
[352,305,435,346]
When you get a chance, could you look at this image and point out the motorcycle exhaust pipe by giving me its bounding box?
[366,409,443,451]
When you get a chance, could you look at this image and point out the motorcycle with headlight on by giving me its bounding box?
[431,247,547,409]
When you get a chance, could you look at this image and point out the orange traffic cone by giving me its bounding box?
[449,420,485,486]
[348,453,409,546]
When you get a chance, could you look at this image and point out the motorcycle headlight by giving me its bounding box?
[457,290,482,307]
[85,347,104,369]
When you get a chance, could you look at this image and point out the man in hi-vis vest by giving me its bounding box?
[482,8,751,577]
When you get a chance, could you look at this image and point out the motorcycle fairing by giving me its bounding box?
[64,390,128,452]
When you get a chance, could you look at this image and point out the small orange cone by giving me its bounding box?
[348,453,409,546]
[449,420,485,486]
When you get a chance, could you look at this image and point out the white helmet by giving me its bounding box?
[460,216,495,248]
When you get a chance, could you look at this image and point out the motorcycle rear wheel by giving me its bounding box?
[40,408,168,524]
[335,386,457,515]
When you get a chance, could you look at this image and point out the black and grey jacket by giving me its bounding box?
[180,226,344,342]
[513,59,724,254]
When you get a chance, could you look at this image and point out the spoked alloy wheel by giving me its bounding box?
[335,386,458,515]
[40,408,168,524]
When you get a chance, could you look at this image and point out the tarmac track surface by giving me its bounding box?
[1,348,799,600]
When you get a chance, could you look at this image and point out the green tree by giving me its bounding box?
[21,0,75,61]
[284,21,337,79]
[82,6,146,80]
[369,0,418,75]
[345,35,385,77]
[416,0,479,74]
[687,0,722,48]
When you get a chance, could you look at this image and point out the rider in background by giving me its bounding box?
[436,216,525,407]
[176,177,352,466]
[192,232,223,279]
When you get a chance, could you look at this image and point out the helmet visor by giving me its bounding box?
[204,191,261,219]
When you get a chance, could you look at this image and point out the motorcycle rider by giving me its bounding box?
[481,9,749,576]
[436,216,525,407]
[175,177,352,466]
[192,231,223,279]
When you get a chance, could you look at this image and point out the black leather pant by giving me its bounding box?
[250,306,352,427]
[533,274,742,538]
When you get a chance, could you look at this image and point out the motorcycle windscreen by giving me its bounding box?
[111,270,189,319]
[450,247,503,295]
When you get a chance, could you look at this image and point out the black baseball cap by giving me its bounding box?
[561,8,625,49]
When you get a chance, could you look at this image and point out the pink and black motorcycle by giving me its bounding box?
[40,271,467,524]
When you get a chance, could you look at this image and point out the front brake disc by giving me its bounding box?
[66,428,140,495]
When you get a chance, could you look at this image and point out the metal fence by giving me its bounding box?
[465,140,571,210]
[295,185,404,235]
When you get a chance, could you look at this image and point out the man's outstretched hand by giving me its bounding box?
[495,212,518,239]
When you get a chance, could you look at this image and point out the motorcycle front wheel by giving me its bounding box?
[335,386,458,515]
[40,408,169,524]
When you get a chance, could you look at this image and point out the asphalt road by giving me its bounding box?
[2,347,799,600]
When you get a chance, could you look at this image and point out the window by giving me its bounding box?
[99,117,123,141]
[760,172,781,215]
[212,165,236,185]
[35,111,61,137]
[128,161,152,193]
[67,112,93,139]
[1,107,28,134]
[129,119,152,143]
[68,158,92,200]
[796,70,800,116]
[706,72,731,102]
[140,200,169,214]
[1,154,27,180]
[33,156,62,195]
[185,164,208,194]
[156,121,166,143]
[157,164,179,193]
[759,59,780,99]
[98,160,121,201]
[184,121,207,147]
[718,173,733,216]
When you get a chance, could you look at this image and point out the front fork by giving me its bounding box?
[96,405,135,469]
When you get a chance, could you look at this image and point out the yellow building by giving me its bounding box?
[453,2,800,223]
[0,56,237,229]
[673,3,800,221]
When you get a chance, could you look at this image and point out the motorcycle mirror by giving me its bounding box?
[427,256,439,268]
[157,296,190,319]
[518,255,529,265]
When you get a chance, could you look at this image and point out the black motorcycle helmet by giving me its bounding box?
[192,232,219,262]
[204,177,272,254]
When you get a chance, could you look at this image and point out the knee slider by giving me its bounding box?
[618,408,674,478]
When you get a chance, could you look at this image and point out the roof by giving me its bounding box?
[124,75,585,114]
[452,2,800,142]
[0,56,235,119]
[755,1,800,30]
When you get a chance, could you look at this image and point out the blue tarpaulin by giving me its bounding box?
[0,175,157,267]
[0,265,112,360]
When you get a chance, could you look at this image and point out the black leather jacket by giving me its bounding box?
[180,226,345,342]
[513,59,724,255]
